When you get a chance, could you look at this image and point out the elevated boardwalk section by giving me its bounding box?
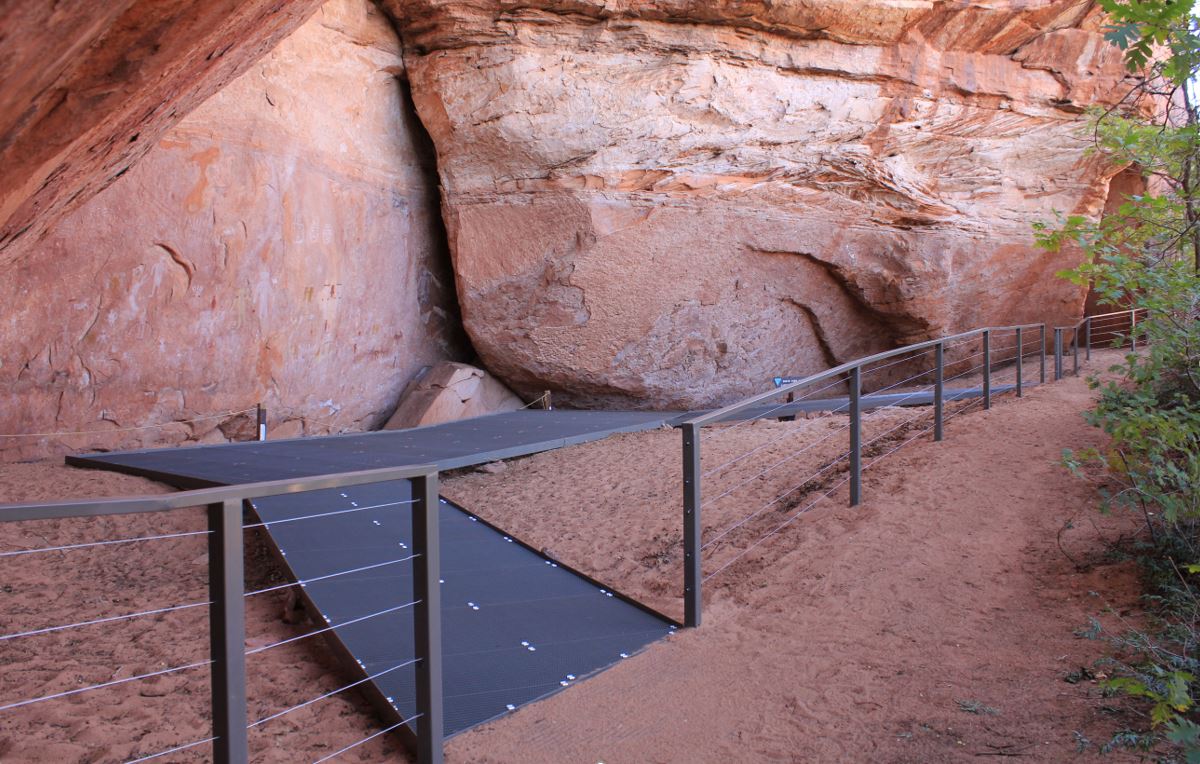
[70,410,679,737]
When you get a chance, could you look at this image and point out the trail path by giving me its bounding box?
[0,350,1145,762]
[444,351,1144,763]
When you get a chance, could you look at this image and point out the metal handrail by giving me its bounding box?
[678,321,1047,627]
[683,323,1045,428]
[0,464,435,520]
[0,464,445,764]
[1053,307,1146,379]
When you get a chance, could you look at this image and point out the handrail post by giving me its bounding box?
[982,330,991,410]
[1085,317,1092,361]
[1054,328,1063,381]
[1039,324,1046,384]
[1072,327,1080,376]
[1131,309,1138,351]
[1015,327,1023,398]
[934,341,945,441]
[412,472,443,764]
[849,366,862,506]
[208,499,248,764]
[682,423,702,628]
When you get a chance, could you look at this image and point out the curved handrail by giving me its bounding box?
[1053,307,1147,378]
[1056,306,1147,332]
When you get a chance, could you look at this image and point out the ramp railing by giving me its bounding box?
[1053,307,1148,379]
[677,323,1047,627]
[0,465,444,764]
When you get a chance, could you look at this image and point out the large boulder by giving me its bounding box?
[384,362,525,429]
[384,0,1134,408]
[0,0,464,460]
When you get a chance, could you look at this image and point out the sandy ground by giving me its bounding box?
[0,466,405,763]
[0,350,1145,762]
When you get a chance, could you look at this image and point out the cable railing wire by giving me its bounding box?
[242,498,417,531]
[700,420,853,511]
[702,450,851,551]
[246,599,420,657]
[245,553,420,598]
[698,372,853,456]
[249,657,420,729]
[0,551,423,643]
[0,599,211,642]
[700,337,982,482]
[125,736,216,763]
[0,497,418,561]
[0,528,211,558]
[0,658,212,712]
[701,355,1011,553]
[311,717,419,764]
[703,476,851,582]
[700,356,958,511]
[700,348,1033,580]
[0,499,418,560]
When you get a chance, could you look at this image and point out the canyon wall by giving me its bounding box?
[0,0,464,459]
[386,0,1133,408]
[0,0,325,263]
[0,0,1139,457]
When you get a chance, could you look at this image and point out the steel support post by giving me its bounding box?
[682,423,702,628]
[1039,325,1047,384]
[982,330,991,410]
[849,366,862,507]
[412,473,444,764]
[934,342,945,442]
[1054,328,1064,381]
[208,499,248,764]
[1073,328,1080,376]
[1085,317,1092,361]
[1131,310,1138,351]
[1015,327,1023,398]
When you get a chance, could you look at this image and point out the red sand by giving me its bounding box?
[0,350,1145,762]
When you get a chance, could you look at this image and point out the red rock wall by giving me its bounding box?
[383,0,1135,408]
[0,0,326,263]
[1,0,1141,455]
[0,0,465,460]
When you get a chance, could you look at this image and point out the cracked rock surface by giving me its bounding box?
[382,0,1134,408]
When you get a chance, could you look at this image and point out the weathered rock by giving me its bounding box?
[384,362,524,429]
[0,0,326,262]
[0,0,464,460]
[384,0,1135,408]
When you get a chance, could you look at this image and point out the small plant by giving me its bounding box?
[1102,729,1159,754]
[1074,729,1092,753]
[955,699,999,716]
[1035,1,1200,760]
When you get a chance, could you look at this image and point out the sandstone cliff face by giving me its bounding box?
[0,0,325,263]
[0,0,464,459]
[1,0,1137,455]
[385,0,1134,408]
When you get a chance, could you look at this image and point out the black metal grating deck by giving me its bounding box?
[69,410,681,738]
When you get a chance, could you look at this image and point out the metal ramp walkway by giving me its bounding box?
[69,410,679,737]
[67,390,1004,738]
